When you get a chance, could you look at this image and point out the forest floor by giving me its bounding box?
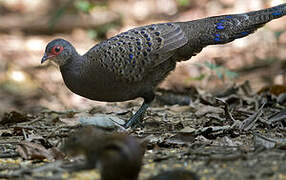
[0,82,286,180]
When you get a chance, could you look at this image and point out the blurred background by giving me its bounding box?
[0,0,286,117]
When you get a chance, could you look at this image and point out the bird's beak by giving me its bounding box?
[41,53,54,64]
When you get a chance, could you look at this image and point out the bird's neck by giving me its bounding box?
[60,53,84,74]
[59,53,86,93]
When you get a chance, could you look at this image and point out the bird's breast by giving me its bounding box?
[60,66,145,102]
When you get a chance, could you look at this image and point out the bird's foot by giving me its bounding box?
[123,115,144,129]
[123,102,150,129]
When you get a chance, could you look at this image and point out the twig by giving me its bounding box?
[239,102,265,130]
[0,152,19,158]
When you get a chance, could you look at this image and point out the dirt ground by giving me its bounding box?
[1,83,286,180]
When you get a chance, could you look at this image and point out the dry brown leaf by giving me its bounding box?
[16,141,64,161]
[1,111,31,124]
[168,106,195,113]
[195,105,224,117]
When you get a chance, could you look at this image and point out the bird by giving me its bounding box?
[41,3,286,128]
[62,127,145,180]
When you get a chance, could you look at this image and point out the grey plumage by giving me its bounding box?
[41,3,286,128]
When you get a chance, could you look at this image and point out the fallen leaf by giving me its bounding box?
[79,114,125,129]
[1,111,31,124]
[16,141,64,161]
[168,106,196,113]
[195,105,224,117]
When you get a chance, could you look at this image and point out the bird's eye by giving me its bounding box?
[52,46,63,55]
[55,46,61,52]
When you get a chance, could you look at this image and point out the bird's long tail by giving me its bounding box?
[184,3,286,47]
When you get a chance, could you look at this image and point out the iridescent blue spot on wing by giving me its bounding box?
[272,11,282,16]
[124,32,128,35]
[226,15,232,18]
[216,22,225,30]
[149,27,155,31]
[146,37,151,41]
[157,37,162,42]
[167,23,172,26]
[136,42,141,45]
[216,25,225,30]
[241,32,249,36]
[214,37,221,42]
[137,46,142,50]
[147,42,152,47]
[144,34,149,38]
[220,19,226,22]
[147,48,151,52]
[155,32,160,36]
[215,34,220,37]
[129,54,134,59]
[141,31,145,34]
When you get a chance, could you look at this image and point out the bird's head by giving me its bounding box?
[41,38,75,66]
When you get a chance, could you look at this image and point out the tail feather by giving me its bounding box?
[187,3,286,46]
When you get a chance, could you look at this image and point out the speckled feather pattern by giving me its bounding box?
[84,23,187,82]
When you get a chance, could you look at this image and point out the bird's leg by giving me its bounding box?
[123,101,150,128]
[123,92,155,128]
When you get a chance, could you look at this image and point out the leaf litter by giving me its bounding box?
[0,81,286,179]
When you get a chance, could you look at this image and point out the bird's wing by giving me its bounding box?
[86,23,188,82]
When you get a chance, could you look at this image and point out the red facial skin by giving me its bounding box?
[49,45,64,57]
[41,45,64,64]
